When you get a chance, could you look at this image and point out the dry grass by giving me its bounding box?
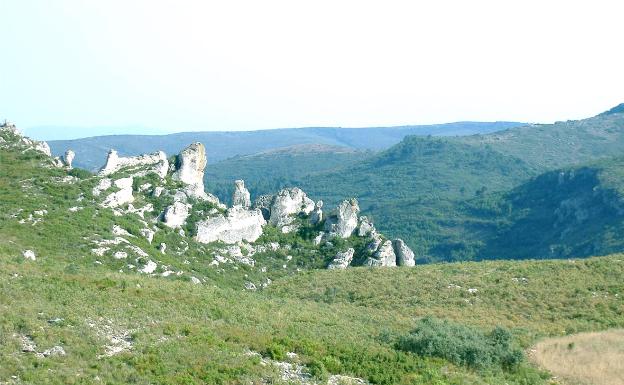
[531,329,624,385]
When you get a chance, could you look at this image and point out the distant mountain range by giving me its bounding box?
[49,122,524,171]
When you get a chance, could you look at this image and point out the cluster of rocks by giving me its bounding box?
[1,121,76,168]
[92,140,417,268]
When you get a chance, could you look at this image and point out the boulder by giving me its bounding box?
[101,177,134,208]
[364,240,396,267]
[99,149,169,178]
[232,180,251,208]
[162,201,191,228]
[63,150,75,169]
[310,200,323,225]
[268,188,315,228]
[327,248,354,269]
[393,239,415,266]
[173,143,207,199]
[23,250,36,260]
[195,207,266,244]
[324,199,360,238]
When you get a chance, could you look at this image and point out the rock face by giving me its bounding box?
[325,199,360,238]
[196,207,266,244]
[173,143,207,199]
[101,177,134,208]
[162,201,191,228]
[365,240,397,267]
[393,239,415,266]
[268,188,315,228]
[310,200,323,225]
[232,180,251,208]
[99,149,169,178]
[63,150,75,169]
[327,248,354,269]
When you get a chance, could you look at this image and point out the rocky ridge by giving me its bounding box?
[1,122,416,283]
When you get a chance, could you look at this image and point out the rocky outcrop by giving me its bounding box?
[162,201,191,228]
[101,177,134,208]
[0,120,51,157]
[364,240,396,267]
[196,207,266,244]
[232,180,251,208]
[327,248,354,269]
[63,150,75,169]
[268,188,315,229]
[99,149,168,178]
[173,143,207,199]
[310,201,323,225]
[393,239,415,266]
[324,199,360,238]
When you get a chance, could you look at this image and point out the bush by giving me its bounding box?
[396,317,524,371]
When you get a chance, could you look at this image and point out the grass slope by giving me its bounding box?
[531,329,624,385]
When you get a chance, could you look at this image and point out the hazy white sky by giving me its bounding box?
[1,0,623,138]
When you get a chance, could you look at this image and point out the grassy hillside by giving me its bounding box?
[48,122,523,171]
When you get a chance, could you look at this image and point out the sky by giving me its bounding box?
[1,0,623,140]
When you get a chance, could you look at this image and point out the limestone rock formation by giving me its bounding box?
[393,239,415,266]
[310,200,323,225]
[325,199,360,238]
[99,149,169,178]
[232,180,251,208]
[173,143,207,199]
[357,216,375,237]
[196,207,266,244]
[63,150,75,169]
[364,240,397,267]
[268,188,315,229]
[162,201,191,228]
[101,177,134,208]
[327,248,354,269]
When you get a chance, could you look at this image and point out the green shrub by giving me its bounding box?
[265,343,286,361]
[68,168,92,179]
[307,359,329,382]
[396,317,524,371]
